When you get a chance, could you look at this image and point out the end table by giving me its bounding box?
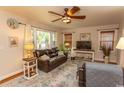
[23,57,38,79]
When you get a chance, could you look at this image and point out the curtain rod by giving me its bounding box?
[18,21,56,32]
[97,27,119,31]
[31,25,56,32]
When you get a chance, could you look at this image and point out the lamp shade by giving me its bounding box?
[24,43,34,50]
[65,42,70,46]
[116,37,124,49]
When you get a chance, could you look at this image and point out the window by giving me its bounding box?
[33,29,57,49]
[36,31,50,49]
[100,31,115,50]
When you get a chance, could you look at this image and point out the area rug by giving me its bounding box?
[0,60,123,87]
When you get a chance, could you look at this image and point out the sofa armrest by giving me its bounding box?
[37,59,50,72]
[64,52,68,59]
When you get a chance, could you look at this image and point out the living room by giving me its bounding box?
[0,6,124,88]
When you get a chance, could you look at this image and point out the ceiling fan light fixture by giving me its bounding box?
[48,6,86,23]
[61,17,71,24]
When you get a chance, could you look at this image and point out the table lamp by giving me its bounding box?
[65,42,70,48]
[116,37,124,86]
[116,37,124,49]
[24,43,34,58]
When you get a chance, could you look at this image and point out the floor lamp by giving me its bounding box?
[116,37,124,85]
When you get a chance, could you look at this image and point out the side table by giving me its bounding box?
[23,57,38,79]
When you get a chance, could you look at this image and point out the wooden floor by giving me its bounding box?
[0,71,23,85]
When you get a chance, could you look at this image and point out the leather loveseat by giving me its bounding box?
[34,47,67,72]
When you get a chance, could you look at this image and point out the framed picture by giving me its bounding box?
[9,37,18,47]
[80,33,91,41]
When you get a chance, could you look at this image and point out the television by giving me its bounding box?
[76,41,91,50]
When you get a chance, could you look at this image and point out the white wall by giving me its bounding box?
[0,11,25,80]
[57,32,63,47]
[0,11,59,81]
[62,24,120,63]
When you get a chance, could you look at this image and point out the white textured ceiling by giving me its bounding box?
[0,6,124,30]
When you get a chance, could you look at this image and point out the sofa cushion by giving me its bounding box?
[49,57,56,63]
[52,47,59,53]
[50,53,58,58]
[35,50,45,57]
[39,54,50,61]
[35,47,59,57]
[58,51,64,56]
[47,49,52,54]
[51,48,55,53]
[43,49,49,55]
[35,51,40,57]
[56,55,65,60]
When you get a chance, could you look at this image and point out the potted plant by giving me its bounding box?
[101,45,112,64]
[59,44,67,53]
[59,44,70,58]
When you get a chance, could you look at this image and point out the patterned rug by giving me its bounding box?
[0,60,123,87]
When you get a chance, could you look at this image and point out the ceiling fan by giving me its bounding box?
[48,6,86,24]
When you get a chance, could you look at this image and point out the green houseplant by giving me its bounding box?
[101,45,112,64]
[59,43,71,53]
[59,44,67,53]
[59,44,70,58]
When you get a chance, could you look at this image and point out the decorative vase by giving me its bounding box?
[104,56,109,64]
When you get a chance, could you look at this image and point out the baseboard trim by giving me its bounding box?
[0,70,23,84]
[0,69,23,81]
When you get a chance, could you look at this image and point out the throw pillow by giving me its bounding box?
[39,54,50,61]
[58,51,64,56]
[36,51,40,57]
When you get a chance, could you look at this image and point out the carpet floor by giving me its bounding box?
[0,60,123,87]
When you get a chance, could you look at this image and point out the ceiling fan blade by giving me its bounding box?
[51,18,62,22]
[48,11,64,17]
[70,16,86,19]
[67,6,80,16]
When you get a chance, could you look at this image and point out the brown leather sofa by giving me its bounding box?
[34,47,67,72]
